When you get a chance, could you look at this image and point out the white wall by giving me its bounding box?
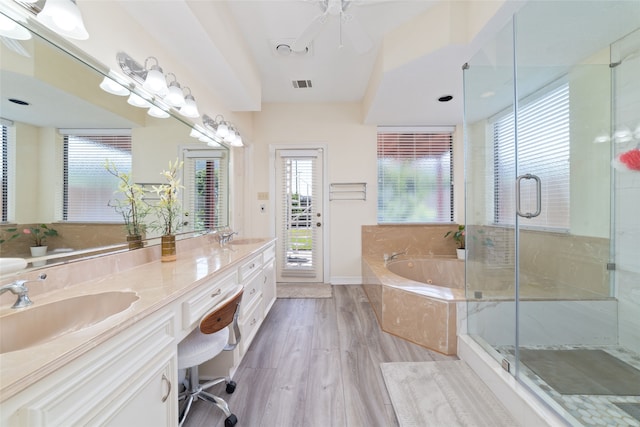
[243,103,464,283]
[248,103,376,283]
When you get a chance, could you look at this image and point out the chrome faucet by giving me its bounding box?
[217,229,238,246]
[0,273,46,309]
[384,249,408,263]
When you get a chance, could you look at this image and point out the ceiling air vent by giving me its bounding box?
[292,80,313,89]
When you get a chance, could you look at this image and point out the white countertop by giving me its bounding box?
[0,237,275,402]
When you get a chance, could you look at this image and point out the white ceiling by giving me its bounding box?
[116,0,478,127]
[5,0,639,131]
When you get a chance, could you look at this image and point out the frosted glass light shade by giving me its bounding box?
[164,81,186,107]
[148,105,170,119]
[143,66,168,95]
[216,122,229,138]
[180,95,200,118]
[99,76,130,96]
[231,133,243,147]
[37,0,89,40]
[127,92,152,108]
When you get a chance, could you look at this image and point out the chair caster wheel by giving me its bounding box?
[224,414,238,427]
[226,381,236,394]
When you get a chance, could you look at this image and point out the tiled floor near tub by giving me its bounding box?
[497,345,640,427]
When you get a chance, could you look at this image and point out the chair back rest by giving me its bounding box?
[200,288,244,335]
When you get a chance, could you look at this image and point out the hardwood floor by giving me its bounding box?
[183,285,456,427]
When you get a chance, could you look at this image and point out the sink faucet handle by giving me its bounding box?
[17,273,47,286]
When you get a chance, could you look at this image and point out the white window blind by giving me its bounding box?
[377,130,453,223]
[182,148,228,231]
[493,82,570,229]
[63,131,132,222]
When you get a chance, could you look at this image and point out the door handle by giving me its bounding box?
[316,222,322,227]
[516,173,541,218]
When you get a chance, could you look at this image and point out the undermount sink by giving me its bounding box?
[0,291,139,354]
[230,238,264,245]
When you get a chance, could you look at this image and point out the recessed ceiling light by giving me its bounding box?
[438,95,453,102]
[480,91,495,98]
[8,98,29,106]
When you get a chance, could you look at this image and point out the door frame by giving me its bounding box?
[269,143,330,283]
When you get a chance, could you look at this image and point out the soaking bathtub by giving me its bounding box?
[361,255,465,355]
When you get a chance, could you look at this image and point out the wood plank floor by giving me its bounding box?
[183,285,456,427]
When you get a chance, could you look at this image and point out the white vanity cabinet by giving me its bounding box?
[238,242,277,356]
[1,310,178,426]
[0,239,277,427]
[200,242,277,376]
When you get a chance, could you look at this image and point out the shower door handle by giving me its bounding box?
[516,173,541,218]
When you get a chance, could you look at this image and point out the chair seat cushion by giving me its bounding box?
[177,326,229,370]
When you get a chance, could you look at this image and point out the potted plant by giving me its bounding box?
[105,160,149,250]
[23,224,59,257]
[150,158,184,262]
[444,224,465,260]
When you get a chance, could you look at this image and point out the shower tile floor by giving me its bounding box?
[496,345,640,427]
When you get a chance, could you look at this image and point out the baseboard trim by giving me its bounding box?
[330,276,361,285]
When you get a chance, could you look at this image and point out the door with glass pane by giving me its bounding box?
[182,148,229,232]
[275,149,324,283]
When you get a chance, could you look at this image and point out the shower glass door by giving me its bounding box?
[465,1,640,423]
[463,14,518,366]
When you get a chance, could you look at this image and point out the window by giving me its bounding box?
[62,130,132,222]
[377,129,453,223]
[182,148,228,231]
[493,82,570,229]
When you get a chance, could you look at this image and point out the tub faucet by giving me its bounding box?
[0,273,46,309]
[384,249,408,263]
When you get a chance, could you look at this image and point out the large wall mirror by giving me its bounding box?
[0,11,230,275]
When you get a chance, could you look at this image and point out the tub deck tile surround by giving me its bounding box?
[0,235,275,402]
[361,225,464,356]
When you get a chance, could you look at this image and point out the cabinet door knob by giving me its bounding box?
[161,373,172,403]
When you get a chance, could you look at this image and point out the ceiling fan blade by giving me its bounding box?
[341,13,373,54]
[292,13,328,51]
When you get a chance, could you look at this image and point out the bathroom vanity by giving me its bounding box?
[0,236,276,426]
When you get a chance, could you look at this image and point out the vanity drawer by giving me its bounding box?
[238,254,263,282]
[182,269,239,329]
[240,270,263,315]
[263,244,276,263]
[239,295,264,355]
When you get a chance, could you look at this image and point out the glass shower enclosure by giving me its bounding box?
[463,1,640,425]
